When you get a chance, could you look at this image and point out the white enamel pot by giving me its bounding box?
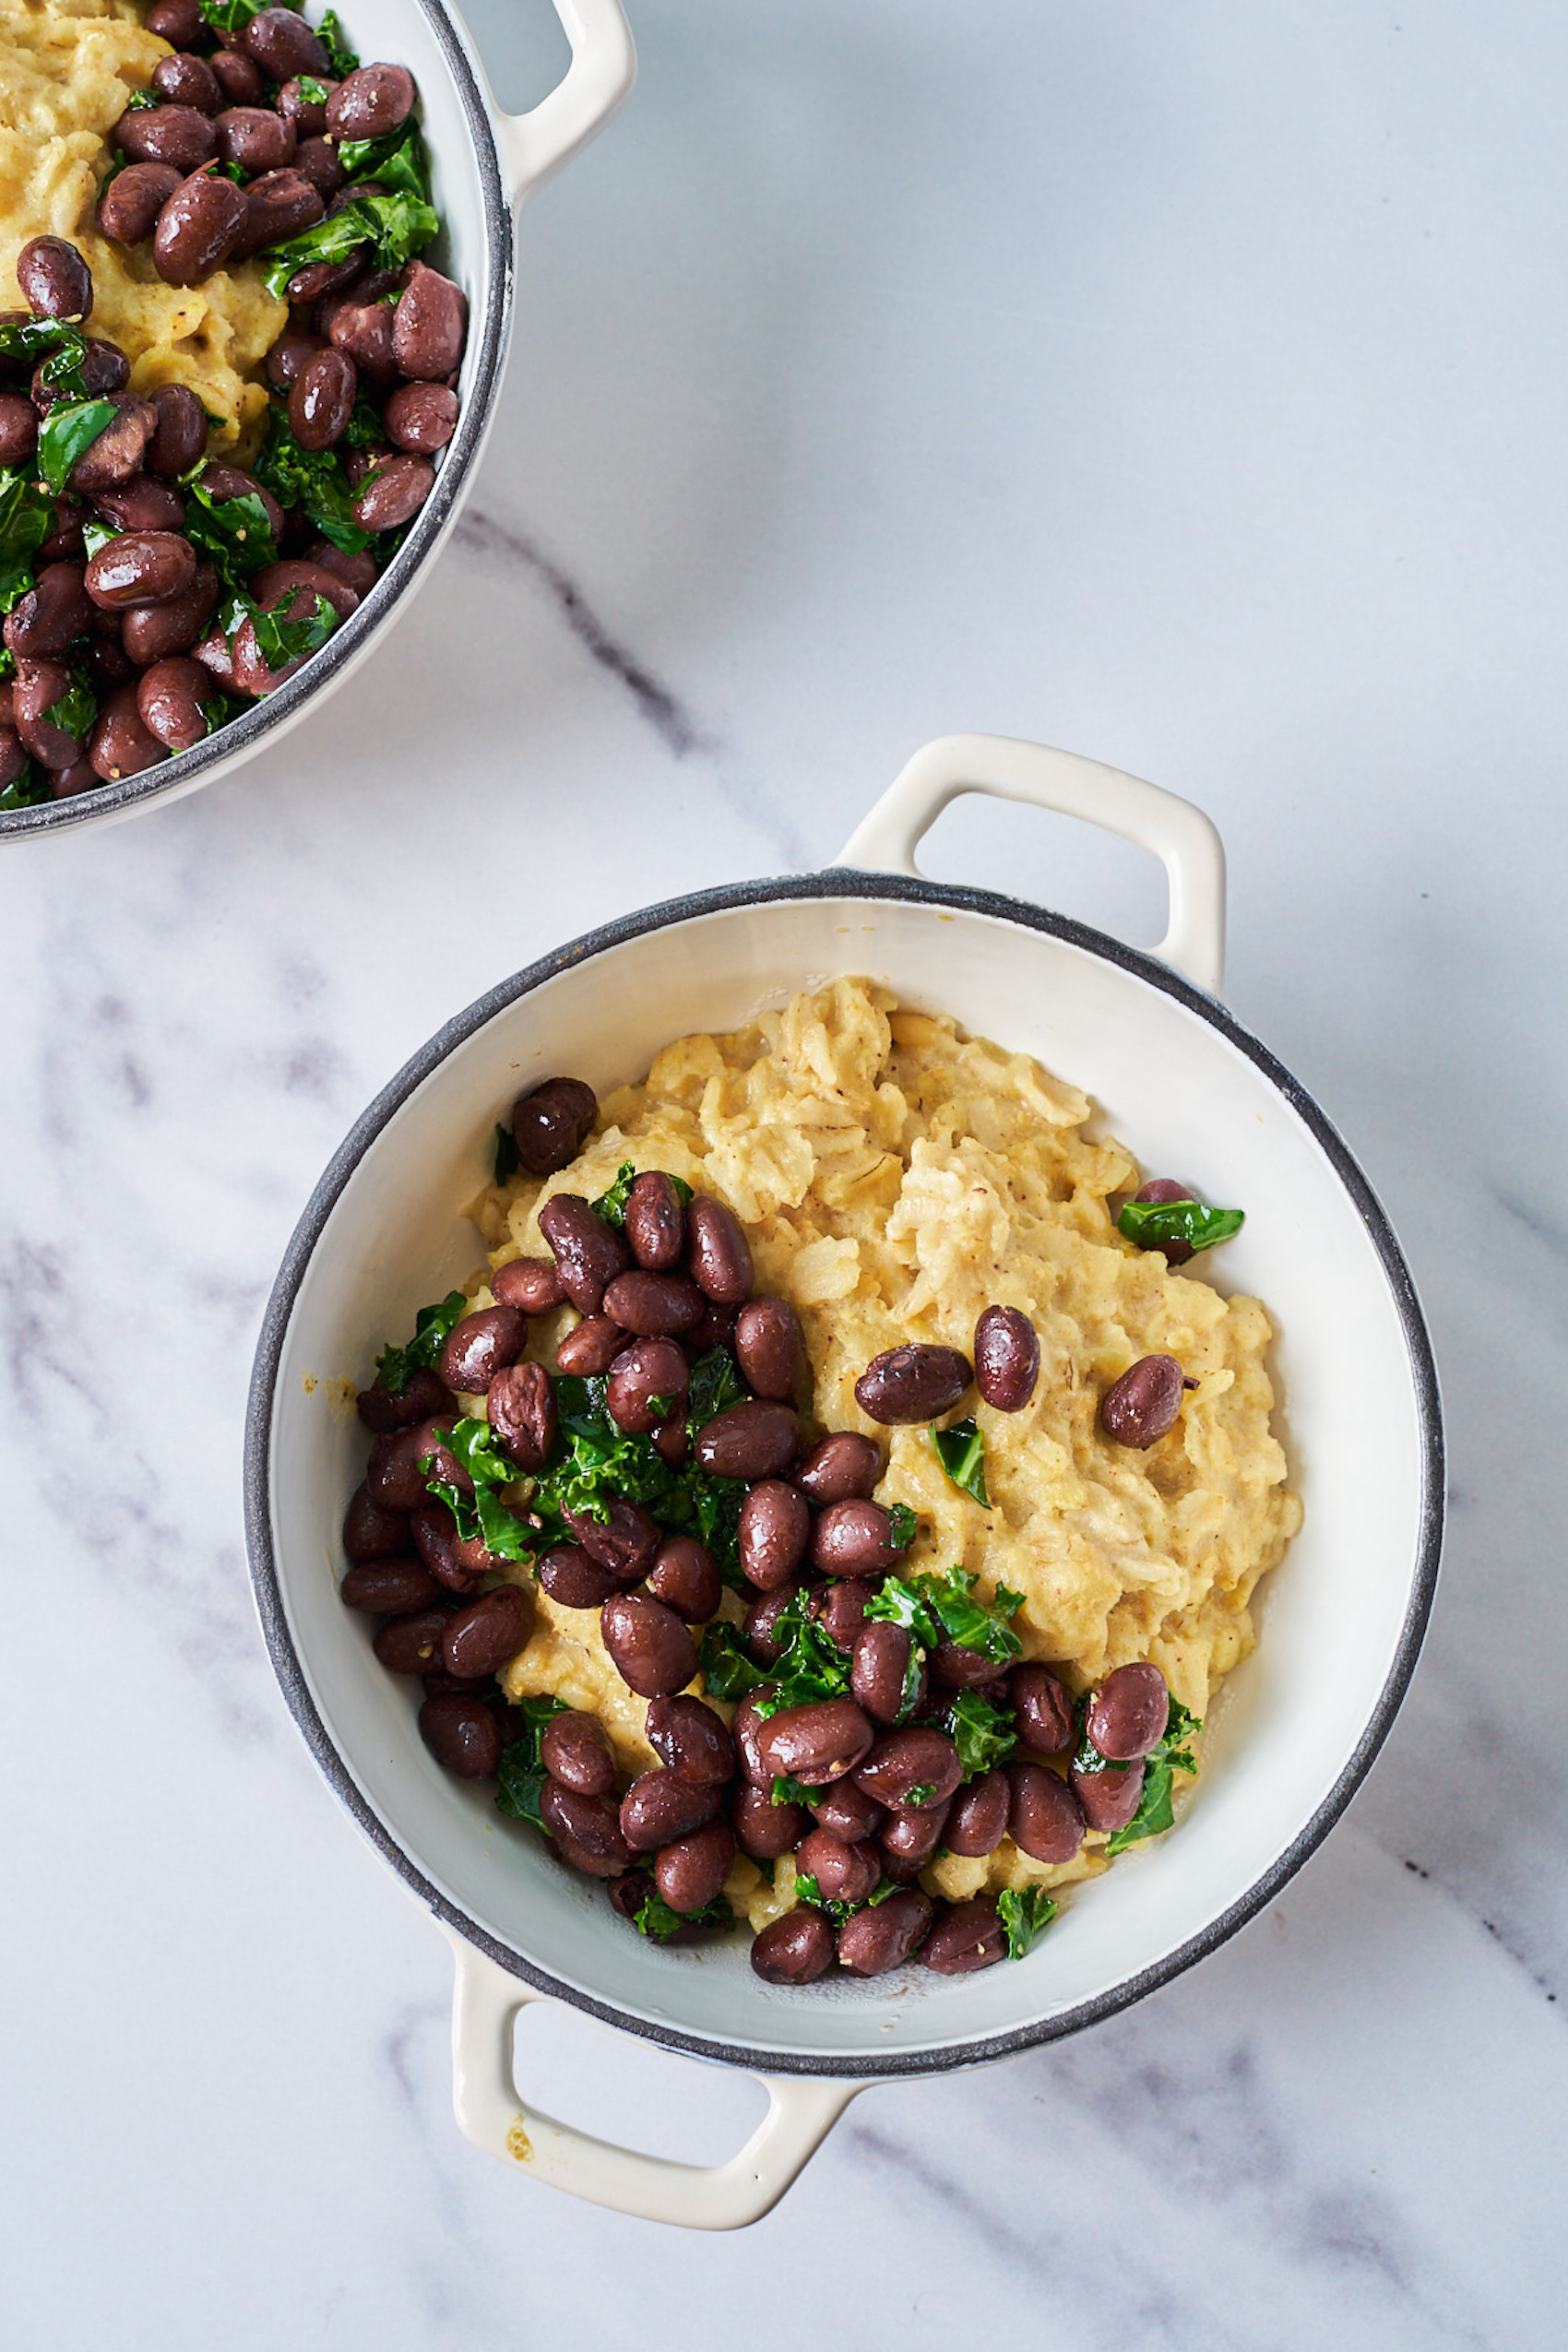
[245,734,1443,2228]
[0,0,635,842]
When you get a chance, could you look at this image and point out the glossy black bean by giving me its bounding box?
[356,1365,450,1435]
[1087,1661,1170,1761]
[837,1886,932,1976]
[730,1691,774,1787]
[795,1825,880,1907]
[737,1479,811,1591]
[974,1303,1041,1412]
[853,1726,962,1812]
[29,339,127,419]
[443,1586,531,1681]
[1100,1354,1186,1447]
[18,236,91,322]
[854,1343,972,1425]
[751,1907,836,1983]
[606,1336,690,1436]
[554,1315,625,1376]
[734,1295,809,1401]
[154,168,247,284]
[146,383,208,481]
[646,1693,735,1786]
[1071,1756,1146,1833]
[538,1193,627,1314]
[435,1304,526,1395]
[215,103,295,172]
[566,1498,660,1584]
[288,247,361,303]
[94,476,184,534]
[809,1577,874,1651]
[409,1503,504,1596]
[237,165,325,257]
[540,1710,616,1797]
[13,657,86,768]
[122,561,219,663]
[116,103,217,172]
[88,684,164,783]
[1007,1761,1085,1863]
[1133,1177,1195,1265]
[743,1578,805,1666]
[209,48,264,104]
[695,1398,798,1480]
[606,1868,654,1920]
[278,73,337,137]
[619,1170,685,1269]
[535,1543,618,1610]
[792,1431,884,1505]
[327,62,417,140]
[619,1768,723,1853]
[325,287,398,386]
[600,1593,697,1700]
[133,659,208,752]
[655,1819,735,1915]
[944,1768,1011,1857]
[486,1360,556,1472]
[341,1482,407,1562]
[754,1698,873,1788]
[850,1621,920,1726]
[879,1797,950,1875]
[48,755,98,798]
[4,563,91,659]
[929,1639,1005,1691]
[645,1536,721,1623]
[350,450,434,530]
[809,1776,885,1843]
[72,397,160,496]
[419,1692,501,1778]
[731,1784,807,1859]
[1009,1662,1074,1757]
[391,258,468,380]
[152,52,223,113]
[686,1195,753,1304]
[207,467,285,539]
[293,134,345,197]
[145,0,206,45]
[923,1896,1008,1975]
[84,530,196,612]
[240,6,328,79]
[540,1781,633,1874]
[97,160,184,244]
[601,1269,704,1336]
[339,1556,443,1615]
[491,1254,567,1313]
[0,390,36,464]
[809,1498,902,1579]
[372,1609,450,1676]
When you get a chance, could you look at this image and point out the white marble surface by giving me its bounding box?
[4,0,1566,2338]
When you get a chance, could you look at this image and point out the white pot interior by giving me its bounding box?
[261,887,1433,2071]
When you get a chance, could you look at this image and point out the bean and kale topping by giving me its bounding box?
[342,1075,1222,1981]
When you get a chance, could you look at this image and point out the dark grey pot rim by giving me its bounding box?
[244,868,1444,2081]
[0,0,509,843]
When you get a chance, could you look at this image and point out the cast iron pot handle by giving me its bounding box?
[835,732,1228,999]
[488,0,637,204]
[447,1932,867,2228]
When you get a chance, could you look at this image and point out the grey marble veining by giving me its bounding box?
[4,1,1565,2342]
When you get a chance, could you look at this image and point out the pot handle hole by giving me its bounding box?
[446,1930,867,2229]
[835,731,1228,999]
[484,0,637,206]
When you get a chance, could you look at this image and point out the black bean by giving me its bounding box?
[240,6,328,79]
[327,290,398,386]
[606,1868,654,1920]
[619,1768,723,1852]
[1010,1662,1074,1756]
[944,1768,1011,1857]
[121,561,218,662]
[1007,1761,1085,1863]
[686,1195,753,1304]
[292,134,345,197]
[125,646,207,748]
[754,1698,873,1787]
[88,684,164,783]
[84,529,195,612]
[600,1593,697,1700]
[605,1336,691,1438]
[974,1304,1040,1412]
[373,1609,450,1675]
[854,1343,972,1424]
[391,258,468,380]
[486,1360,556,1472]
[645,1536,721,1622]
[210,47,265,104]
[565,1499,660,1584]
[540,1782,633,1874]
[809,1776,885,1843]
[48,756,98,798]
[751,1908,835,1983]
[146,383,208,481]
[730,1691,774,1788]
[737,1479,810,1591]
[70,396,160,496]
[145,0,206,45]
[1087,1661,1170,1761]
[419,1692,501,1778]
[4,563,91,659]
[443,1586,531,1681]
[340,1557,443,1615]
[350,450,434,531]
[878,1797,950,1873]
[615,1169,683,1269]
[327,62,418,140]
[743,1579,805,1666]
[554,1315,625,1376]
[18,236,91,322]
[1100,1354,1186,1447]
[1071,1756,1146,1833]
[356,1369,453,1441]
[837,1887,932,1976]
[205,466,285,540]
[929,1639,1004,1691]
[601,1269,704,1336]
[152,52,223,113]
[491,1255,566,1313]
[792,1431,884,1505]
[342,1481,408,1561]
[409,1503,498,1595]
[646,1693,735,1786]
[537,1193,627,1315]
[535,1544,617,1610]
[29,339,127,420]
[850,1621,920,1726]
[809,1498,902,1578]
[734,1296,809,1401]
[94,476,184,534]
[923,1897,1008,1975]
[98,160,184,244]
[154,167,247,284]
[655,1819,734,1914]
[852,1726,962,1812]
[278,73,338,137]
[13,657,87,768]
[694,1398,798,1480]
[809,1577,874,1651]
[435,1304,526,1395]
[731,1784,807,1859]
[237,165,325,256]
[0,390,36,464]
[540,1710,616,1797]
[117,103,218,172]
[795,1826,880,1907]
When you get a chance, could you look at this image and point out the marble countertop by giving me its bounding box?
[4,0,1564,2340]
